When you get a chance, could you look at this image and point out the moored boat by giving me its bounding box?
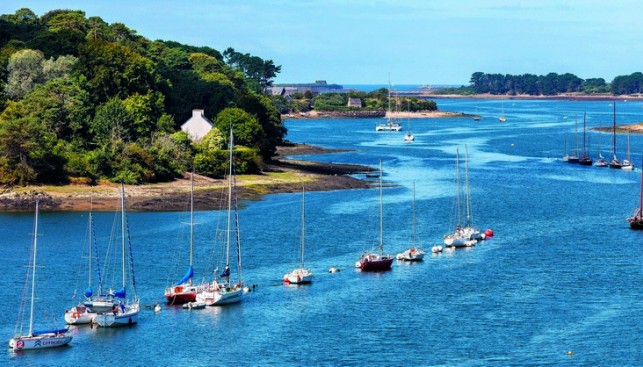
[10,201,73,351]
[284,186,314,284]
[356,160,394,271]
[396,182,425,261]
[627,156,643,230]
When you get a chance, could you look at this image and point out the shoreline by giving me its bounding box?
[0,144,376,212]
[283,110,470,120]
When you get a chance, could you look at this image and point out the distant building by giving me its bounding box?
[266,80,351,96]
[181,109,214,142]
[347,97,362,108]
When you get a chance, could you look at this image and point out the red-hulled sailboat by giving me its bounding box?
[356,160,394,271]
[165,173,202,304]
[627,156,643,230]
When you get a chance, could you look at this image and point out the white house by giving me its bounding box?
[181,109,214,142]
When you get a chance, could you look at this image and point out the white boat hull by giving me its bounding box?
[10,334,72,350]
[182,301,207,309]
[396,248,425,261]
[84,299,116,313]
[64,306,95,325]
[197,286,244,306]
[94,303,140,327]
[284,268,313,284]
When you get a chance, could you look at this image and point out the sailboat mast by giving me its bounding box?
[226,129,233,279]
[121,182,126,290]
[189,171,194,285]
[88,211,92,290]
[28,200,39,337]
[301,186,305,269]
[379,160,384,254]
[583,112,587,156]
[613,101,617,158]
[464,145,472,227]
[455,148,461,227]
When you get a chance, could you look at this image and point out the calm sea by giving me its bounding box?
[1,99,641,366]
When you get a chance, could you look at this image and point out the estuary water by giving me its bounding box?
[1,99,641,366]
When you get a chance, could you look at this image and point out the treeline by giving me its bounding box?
[467,72,643,95]
[0,8,285,185]
[270,88,437,113]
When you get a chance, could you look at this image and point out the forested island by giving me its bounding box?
[0,8,287,187]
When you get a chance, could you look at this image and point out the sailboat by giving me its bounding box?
[609,101,624,169]
[473,104,481,121]
[579,112,593,166]
[595,133,608,167]
[498,103,506,122]
[403,100,415,142]
[94,182,140,327]
[562,133,570,162]
[444,146,484,248]
[355,160,394,271]
[65,209,103,325]
[567,116,580,163]
[376,76,402,132]
[10,201,73,351]
[165,172,203,304]
[621,132,635,171]
[627,156,643,230]
[396,182,425,261]
[283,186,314,284]
[196,130,245,306]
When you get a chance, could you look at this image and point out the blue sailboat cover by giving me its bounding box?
[85,286,93,298]
[115,287,126,298]
[176,265,194,286]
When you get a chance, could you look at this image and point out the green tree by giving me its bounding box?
[5,48,44,99]
[214,107,264,148]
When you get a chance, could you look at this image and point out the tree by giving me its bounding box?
[223,47,281,92]
[214,107,264,148]
[5,48,44,99]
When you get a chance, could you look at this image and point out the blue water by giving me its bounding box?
[1,99,641,366]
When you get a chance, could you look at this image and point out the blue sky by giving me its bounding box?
[3,1,643,85]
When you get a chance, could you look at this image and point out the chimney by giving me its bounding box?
[193,109,204,118]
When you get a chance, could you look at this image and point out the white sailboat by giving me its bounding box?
[197,130,245,306]
[10,201,73,351]
[284,186,314,284]
[621,132,635,171]
[376,76,402,132]
[165,172,203,304]
[403,100,415,142]
[65,209,102,325]
[444,146,484,248]
[94,182,140,327]
[396,182,425,261]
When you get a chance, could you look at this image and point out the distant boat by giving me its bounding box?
[444,146,484,248]
[473,105,481,121]
[376,76,403,132]
[620,132,635,171]
[165,172,203,304]
[197,130,246,306]
[283,186,313,284]
[594,133,608,167]
[498,103,506,122]
[567,116,580,163]
[94,182,141,327]
[579,112,593,166]
[609,101,624,169]
[356,160,394,271]
[396,182,425,261]
[403,100,415,142]
[627,156,643,230]
[10,201,73,351]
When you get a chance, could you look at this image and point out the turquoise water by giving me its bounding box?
[1,99,641,366]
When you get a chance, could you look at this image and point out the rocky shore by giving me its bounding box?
[0,144,375,212]
[283,110,466,119]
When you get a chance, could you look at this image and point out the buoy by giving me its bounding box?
[566,351,574,356]
[484,228,494,237]
[154,303,161,313]
[329,267,340,273]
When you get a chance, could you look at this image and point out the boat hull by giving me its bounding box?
[64,306,94,325]
[9,334,72,350]
[164,285,201,304]
[196,285,244,306]
[396,248,425,261]
[284,268,313,284]
[84,299,116,313]
[356,253,393,271]
[94,303,140,327]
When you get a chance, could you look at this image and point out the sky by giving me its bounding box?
[3,0,643,85]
